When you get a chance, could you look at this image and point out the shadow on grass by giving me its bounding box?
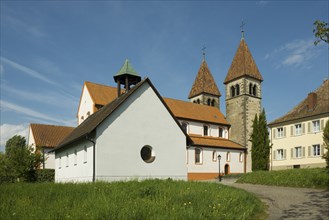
[282,190,329,219]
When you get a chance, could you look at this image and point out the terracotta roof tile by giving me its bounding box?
[188,60,221,98]
[189,134,244,149]
[85,81,123,106]
[30,124,74,148]
[163,97,229,125]
[269,80,329,125]
[224,39,263,84]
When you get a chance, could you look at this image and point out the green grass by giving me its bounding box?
[0,179,265,220]
[236,168,329,189]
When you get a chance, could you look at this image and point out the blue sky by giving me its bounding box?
[0,1,328,151]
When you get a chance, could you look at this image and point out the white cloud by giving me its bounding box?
[0,100,69,125]
[0,123,29,152]
[266,38,323,69]
[0,57,58,86]
[0,64,4,75]
[256,1,269,7]
[4,14,45,38]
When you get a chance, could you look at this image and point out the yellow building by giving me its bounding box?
[268,80,329,170]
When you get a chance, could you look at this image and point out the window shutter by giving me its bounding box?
[273,129,276,139]
[302,123,305,134]
[302,147,306,158]
[321,144,325,156]
[320,120,324,131]
[308,122,311,133]
[273,150,276,160]
[284,127,286,137]
[291,148,294,159]
[284,149,286,159]
[308,146,311,157]
[290,126,293,136]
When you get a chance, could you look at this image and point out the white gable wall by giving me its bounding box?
[77,85,94,125]
[95,82,187,181]
[54,139,94,182]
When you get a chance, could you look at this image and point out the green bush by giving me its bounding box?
[0,180,265,219]
[237,168,329,189]
[36,169,54,182]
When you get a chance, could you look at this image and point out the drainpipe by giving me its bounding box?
[86,134,96,182]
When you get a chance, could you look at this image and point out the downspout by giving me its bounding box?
[86,134,96,182]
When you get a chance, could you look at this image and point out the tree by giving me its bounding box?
[322,120,329,172]
[0,135,43,183]
[250,109,272,171]
[313,20,329,45]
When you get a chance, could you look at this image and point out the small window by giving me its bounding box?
[203,125,209,136]
[59,156,62,169]
[295,124,302,135]
[211,99,215,106]
[207,99,211,106]
[212,151,217,161]
[295,147,302,158]
[277,149,284,160]
[226,152,230,162]
[249,83,253,94]
[277,127,284,138]
[81,116,84,120]
[74,149,77,165]
[219,127,223,138]
[140,145,155,163]
[195,148,202,164]
[197,99,200,104]
[312,120,320,132]
[231,86,235,97]
[84,146,87,163]
[236,84,240,96]
[87,111,90,117]
[239,152,243,162]
[253,85,257,96]
[312,144,321,156]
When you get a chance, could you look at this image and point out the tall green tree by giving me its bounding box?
[250,109,271,171]
[313,20,329,45]
[0,135,43,183]
[322,120,329,172]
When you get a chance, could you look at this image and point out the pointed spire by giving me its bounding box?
[188,59,221,99]
[224,38,263,84]
[114,59,139,77]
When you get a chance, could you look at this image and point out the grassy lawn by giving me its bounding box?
[0,179,265,220]
[236,168,329,189]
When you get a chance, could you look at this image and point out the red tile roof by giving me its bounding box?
[85,81,121,106]
[189,134,244,150]
[30,124,74,148]
[163,97,229,125]
[188,60,221,98]
[224,39,263,84]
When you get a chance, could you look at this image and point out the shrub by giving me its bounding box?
[36,169,55,182]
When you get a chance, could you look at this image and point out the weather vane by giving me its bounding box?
[202,44,206,60]
[240,20,245,38]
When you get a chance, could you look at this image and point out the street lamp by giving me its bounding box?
[218,154,222,182]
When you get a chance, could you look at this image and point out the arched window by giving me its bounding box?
[193,100,197,103]
[195,148,202,164]
[211,99,215,106]
[197,99,200,104]
[207,98,211,106]
[230,86,235,97]
[226,152,230,162]
[253,85,257,96]
[212,151,217,161]
[249,83,253,95]
[239,152,243,162]
[181,122,188,133]
[236,84,240,96]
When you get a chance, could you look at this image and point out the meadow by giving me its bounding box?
[237,168,329,189]
[0,179,265,220]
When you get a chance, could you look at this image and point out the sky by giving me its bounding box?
[0,1,328,152]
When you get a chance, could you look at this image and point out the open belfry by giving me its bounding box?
[224,36,263,172]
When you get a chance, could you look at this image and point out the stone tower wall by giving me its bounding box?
[190,94,220,110]
[225,77,262,172]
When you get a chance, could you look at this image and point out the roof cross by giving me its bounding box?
[240,20,245,39]
[202,44,206,60]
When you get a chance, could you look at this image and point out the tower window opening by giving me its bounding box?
[253,85,257,96]
[230,86,235,97]
[211,99,215,106]
[203,125,209,136]
[197,99,200,104]
[249,83,253,95]
[207,98,211,106]
[236,84,240,96]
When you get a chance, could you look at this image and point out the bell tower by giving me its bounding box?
[224,36,263,172]
[188,55,221,109]
[114,59,141,96]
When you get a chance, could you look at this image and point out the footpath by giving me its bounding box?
[218,177,329,220]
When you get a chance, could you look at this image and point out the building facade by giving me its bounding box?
[269,80,329,170]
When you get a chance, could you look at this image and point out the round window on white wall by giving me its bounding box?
[140,145,155,163]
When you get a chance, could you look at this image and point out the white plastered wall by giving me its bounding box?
[77,85,94,125]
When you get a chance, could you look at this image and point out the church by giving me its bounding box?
[40,36,263,182]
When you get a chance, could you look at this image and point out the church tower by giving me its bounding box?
[188,57,221,109]
[114,59,141,96]
[224,37,263,172]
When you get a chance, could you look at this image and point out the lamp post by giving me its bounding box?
[218,154,221,182]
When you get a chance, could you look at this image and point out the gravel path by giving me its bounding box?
[220,179,329,220]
